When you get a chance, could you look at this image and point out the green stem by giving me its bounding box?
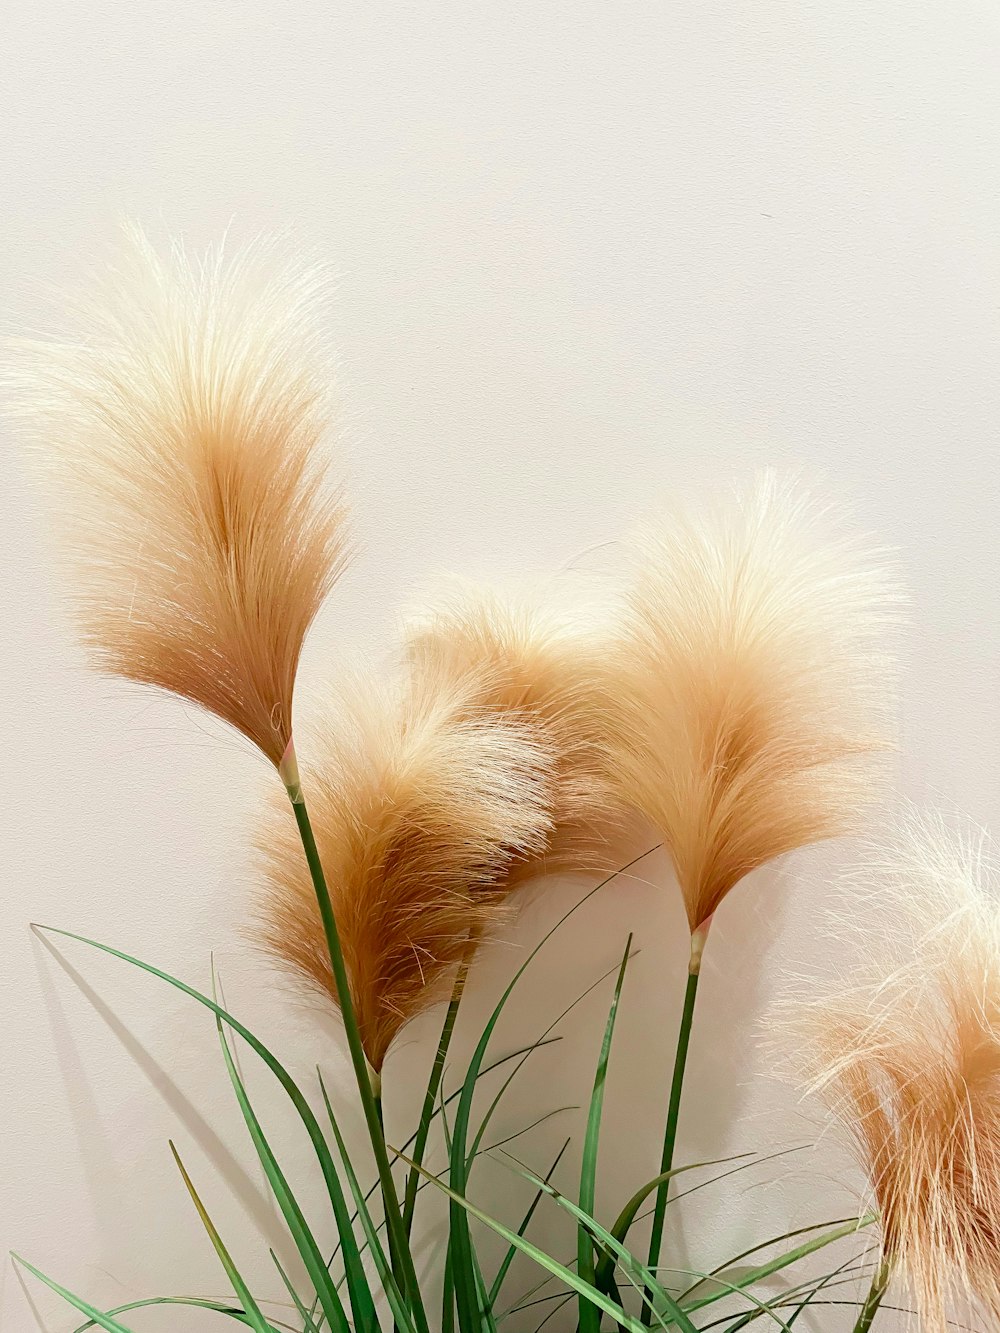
[403,944,473,1239]
[641,921,709,1326]
[286,773,427,1333]
[853,1257,890,1333]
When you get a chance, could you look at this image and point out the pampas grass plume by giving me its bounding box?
[257,668,556,1071]
[773,814,1000,1331]
[607,473,899,936]
[404,582,626,877]
[5,225,349,768]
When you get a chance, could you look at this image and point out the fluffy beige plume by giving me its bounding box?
[607,473,899,935]
[774,815,1000,1331]
[5,226,348,767]
[404,583,627,877]
[256,670,555,1071]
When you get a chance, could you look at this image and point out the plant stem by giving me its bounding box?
[853,1257,891,1333]
[641,920,710,1326]
[283,747,427,1333]
[403,944,473,1239]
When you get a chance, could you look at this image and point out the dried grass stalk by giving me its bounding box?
[607,473,899,932]
[5,225,348,767]
[774,813,1000,1331]
[257,669,555,1070]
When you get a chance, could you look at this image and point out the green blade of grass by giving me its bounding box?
[395,1148,659,1333]
[318,1070,418,1333]
[308,1036,563,1331]
[287,795,427,1333]
[213,1010,355,1333]
[12,1256,138,1333]
[487,1137,571,1309]
[403,947,471,1238]
[677,1216,875,1310]
[33,923,365,1311]
[593,1154,754,1293]
[70,1295,297,1332]
[496,1153,693,1333]
[169,1141,274,1333]
[446,850,658,1333]
[465,956,637,1174]
[270,1250,322,1333]
[578,936,633,1333]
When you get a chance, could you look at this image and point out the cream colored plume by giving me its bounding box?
[404,582,627,877]
[5,226,348,767]
[607,473,899,935]
[774,814,1000,1331]
[256,669,555,1071]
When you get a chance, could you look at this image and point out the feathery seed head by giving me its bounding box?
[6,225,349,767]
[256,668,555,1070]
[404,581,628,877]
[607,473,900,932]
[774,814,1000,1331]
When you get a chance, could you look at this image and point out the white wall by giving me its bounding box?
[2,3,999,1330]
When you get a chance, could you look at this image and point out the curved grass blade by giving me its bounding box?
[11,1256,137,1333]
[677,1216,874,1310]
[495,1154,693,1333]
[318,1070,418,1333]
[695,1260,877,1330]
[447,850,658,1333]
[395,1148,657,1333]
[488,1138,571,1309]
[594,1155,751,1294]
[33,924,364,1301]
[465,955,639,1174]
[270,1251,322,1333]
[578,936,632,1333]
[169,1141,273,1333]
[308,1037,562,1330]
[403,950,470,1238]
[532,1292,574,1333]
[662,1267,798,1333]
[213,1013,353,1333]
[70,1295,300,1332]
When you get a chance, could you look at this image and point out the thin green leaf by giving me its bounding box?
[33,924,363,1311]
[271,1250,322,1333]
[594,1154,752,1294]
[318,1070,418,1333]
[532,1292,574,1333]
[70,1295,299,1332]
[487,1138,571,1308]
[213,1001,354,1333]
[466,956,638,1174]
[309,1037,562,1332]
[395,1149,658,1333]
[679,1216,875,1311]
[12,1256,137,1333]
[447,849,658,1333]
[496,1154,693,1333]
[579,936,633,1333]
[169,1141,273,1333]
[404,949,470,1238]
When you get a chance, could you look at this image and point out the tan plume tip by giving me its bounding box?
[256,670,555,1071]
[404,581,629,879]
[772,813,1000,1332]
[4,225,350,767]
[606,472,901,932]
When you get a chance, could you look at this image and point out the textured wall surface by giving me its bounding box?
[2,3,999,1329]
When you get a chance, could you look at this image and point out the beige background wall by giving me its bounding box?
[2,3,999,1329]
